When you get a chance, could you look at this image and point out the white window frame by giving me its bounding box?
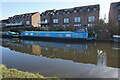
[93,8,97,11]
[26,21,30,25]
[79,9,83,12]
[74,10,77,13]
[88,24,95,27]
[87,8,90,12]
[64,18,69,23]
[74,17,81,22]
[88,16,95,22]
[44,19,48,23]
[53,19,58,23]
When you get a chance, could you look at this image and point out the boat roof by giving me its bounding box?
[113,35,120,38]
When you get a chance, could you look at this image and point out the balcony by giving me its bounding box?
[6,22,23,26]
[118,15,120,20]
[39,20,49,25]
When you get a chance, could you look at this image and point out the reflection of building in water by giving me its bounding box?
[97,50,107,67]
[94,43,119,68]
[112,43,120,50]
[2,38,119,68]
[41,46,98,65]
[32,45,41,56]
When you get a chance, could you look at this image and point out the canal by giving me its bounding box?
[0,38,119,78]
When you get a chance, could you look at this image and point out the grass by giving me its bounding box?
[0,64,60,80]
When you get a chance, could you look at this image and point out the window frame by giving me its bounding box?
[88,16,95,22]
[63,18,69,23]
[53,19,59,24]
[74,17,81,22]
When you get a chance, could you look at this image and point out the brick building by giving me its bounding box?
[40,4,100,29]
[109,2,120,26]
[0,19,9,28]
[5,12,40,28]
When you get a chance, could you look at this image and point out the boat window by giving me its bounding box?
[30,33,33,35]
[75,28,86,32]
[25,33,28,35]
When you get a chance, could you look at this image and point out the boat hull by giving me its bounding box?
[20,36,92,43]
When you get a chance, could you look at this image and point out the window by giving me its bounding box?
[74,10,77,13]
[52,13,55,15]
[53,25,58,26]
[93,8,97,11]
[30,33,33,35]
[87,8,90,12]
[88,16,95,22]
[26,21,30,25]
[53,19,58,23]
[79,9,83,12]
[88,24,92,27]
[63,12,65,14]
[74,24,81,27]
[117,5,120,9]
[118,15,120,20]
[88,24,95,27]
[44,19,48,23]
[64,18,69,23]
[25,33,28,35]
[74,17,81,22]
[67,11,70,14]
[56,12,59,15]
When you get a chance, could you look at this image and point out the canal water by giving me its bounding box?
[0,38,119,78]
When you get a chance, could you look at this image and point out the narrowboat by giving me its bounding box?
[1,31,19,38]
[20,28,93,42]
[113,35,120,42]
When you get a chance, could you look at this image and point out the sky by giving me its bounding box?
[0,0,120,21]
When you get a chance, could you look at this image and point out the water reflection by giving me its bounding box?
[1,38,119,68]
[97,50,107,67]
[1,38,119,78]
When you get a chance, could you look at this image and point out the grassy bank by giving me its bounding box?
[0,64,60,80]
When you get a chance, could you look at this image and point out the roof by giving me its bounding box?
[111,2,120,8]
[41,4,100,15]
[9,12,39,18]
[0,19,9,23]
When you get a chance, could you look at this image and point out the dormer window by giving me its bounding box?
[27,14,30,17]
[53,13,55,15]
[87,8,90,12]
[79,9,83,12]
[74,10,77,13]
[41,13,44,16]
[45,13,48,15]
[56,12,59,15]
[93,8,97,11]
[63,12,65,14]
[67,11,70,14]
[29,14,32,16]
[64,9,67,12]
[21,15,25,18]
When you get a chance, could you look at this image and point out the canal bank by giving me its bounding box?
[0,64,60,79]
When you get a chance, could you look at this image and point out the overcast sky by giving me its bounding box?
[0,0,120,20]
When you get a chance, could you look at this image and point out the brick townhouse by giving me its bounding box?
[5,12,40,28]
[109,2,120,26]
[40,4,100,29]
